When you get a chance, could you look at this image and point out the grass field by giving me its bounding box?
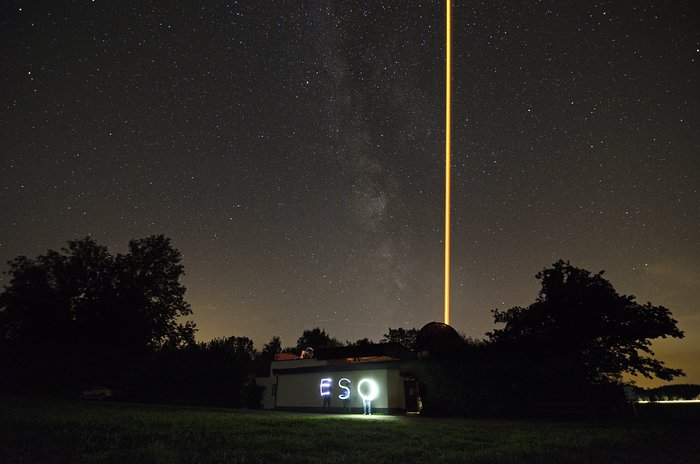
[1,395,698,464]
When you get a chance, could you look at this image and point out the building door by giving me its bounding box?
[404,379,420,413]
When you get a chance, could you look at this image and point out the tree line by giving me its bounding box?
[0,235,425,405]
[0,236,689,415]
[406,260,687,417]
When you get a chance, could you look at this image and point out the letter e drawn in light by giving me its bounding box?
[357,378,379,402]
[338,378,351,400]
[320,378,332,397]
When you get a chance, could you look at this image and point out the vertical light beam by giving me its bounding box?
[444,0,452,326]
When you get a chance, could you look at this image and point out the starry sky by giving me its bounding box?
[1,1,698,386]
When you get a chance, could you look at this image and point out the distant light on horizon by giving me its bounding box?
[637,400,700,404]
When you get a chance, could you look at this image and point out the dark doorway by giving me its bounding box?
[404,379,420,413]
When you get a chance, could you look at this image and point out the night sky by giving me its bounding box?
[1,1,698,386]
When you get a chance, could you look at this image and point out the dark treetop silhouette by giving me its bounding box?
[489,260,685,384]
[0,235,196,388]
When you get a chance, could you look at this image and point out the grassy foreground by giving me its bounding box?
[1,396,698,464]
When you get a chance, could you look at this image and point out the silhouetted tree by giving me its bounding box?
[348,337,374,346]
[295,327,343,352]
[203,336,257,362]
[115,235,196,352]
[638,384,700,401]
[489,260,685,384]
[0,238,113,353]
[139,336,257,407]
[254,335,283,376]
[280,345,299,354]
[0,235,196,389]
[381,327,419,351]
[261,335,282,359]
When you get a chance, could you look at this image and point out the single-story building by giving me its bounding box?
[256,343,419,414]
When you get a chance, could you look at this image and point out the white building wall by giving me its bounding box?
[274,367,405,410]
[385,368,407,409]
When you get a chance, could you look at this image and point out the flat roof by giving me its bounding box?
[315,342,414,361]
[272,360,406,375]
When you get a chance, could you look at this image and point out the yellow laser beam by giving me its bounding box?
[444,0,451,326]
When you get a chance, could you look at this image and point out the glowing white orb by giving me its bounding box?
[357,378,379,402]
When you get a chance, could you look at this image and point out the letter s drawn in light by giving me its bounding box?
[338,377,351,400]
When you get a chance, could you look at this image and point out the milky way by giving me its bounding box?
[1,1,698,386]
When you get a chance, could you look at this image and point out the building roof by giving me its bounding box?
[316,342,414,361]
[272,360,406,375]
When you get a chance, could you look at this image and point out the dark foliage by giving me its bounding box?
[347,337,374,346]
[0,236,194,392]
[415,261,686,418]
[413,342,629,419]
[381,327,419,351]
[489,260,684,384]
[637,384,700,402]
[295,327,343,352]
[133,336,261,407]
[254,335,282,376]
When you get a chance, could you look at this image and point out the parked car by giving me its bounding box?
[80,386,117,401]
